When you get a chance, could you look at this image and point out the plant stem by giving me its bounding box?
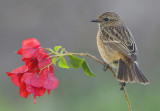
[67,52,132,111]
[122,85,132,111]
[48,50,132,111]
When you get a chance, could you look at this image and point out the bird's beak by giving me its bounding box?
[91,19,99,23]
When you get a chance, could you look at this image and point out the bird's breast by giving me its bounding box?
[97,30,124,68]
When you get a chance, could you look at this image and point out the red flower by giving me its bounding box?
[7,65,28,87]
[7,38,59,104]
[17,38,41,61]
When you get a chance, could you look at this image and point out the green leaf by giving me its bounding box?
[82,61,96,77]
[58,57,70,68]
[54,46,62,52]
[68,55,84,69]
[52,58,57,65]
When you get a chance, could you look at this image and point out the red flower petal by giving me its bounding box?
[20,49,38,60]
[6,65,27,87]
[23,72,35,84]
[38,58,54,73]
[17,48,23,55]
[38,58,51,69]
[12,65,28,74]
[49,65,54,73]
[22,38,40,49]
[47,89,50,96]
[31,74,44,87]
[43,73,59,89]
[36,49,49,61]
[6,72,15,76]
[34,87,46,96]
[20,82,31,98]
[33,94,36,104]
[25,58,39,72]
[23,72,43,87]
[11,75,21,87]
[26,84,35,94]
[26,84,46,96]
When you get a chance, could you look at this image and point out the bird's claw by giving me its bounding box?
[120,82,126,90]
[103,62,109,71]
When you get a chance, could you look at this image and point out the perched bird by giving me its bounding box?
[91,12,149,84]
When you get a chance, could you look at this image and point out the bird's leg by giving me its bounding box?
[103,62,109,71]
[120,82,126,90]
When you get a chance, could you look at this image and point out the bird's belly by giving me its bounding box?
[97,38,122,68]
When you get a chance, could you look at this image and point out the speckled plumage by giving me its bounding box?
[92,12,149,84]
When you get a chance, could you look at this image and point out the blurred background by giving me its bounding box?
[1,0,160,111]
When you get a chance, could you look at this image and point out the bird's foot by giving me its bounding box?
[120,82,126,90]
[103,62,109,71]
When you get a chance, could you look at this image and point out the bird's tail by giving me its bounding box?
[117,59,149,84]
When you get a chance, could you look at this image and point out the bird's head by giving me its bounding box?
[91,12,123,27]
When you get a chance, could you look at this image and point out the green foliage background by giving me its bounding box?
[1,0,160,111]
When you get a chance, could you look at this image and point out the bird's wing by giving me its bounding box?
[101,26,137,61]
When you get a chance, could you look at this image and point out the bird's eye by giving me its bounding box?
[104,18,109,21]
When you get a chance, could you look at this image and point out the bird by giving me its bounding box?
[91,12,149,84]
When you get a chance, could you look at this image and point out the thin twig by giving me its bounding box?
[81,53,131,111]
[66,52,131,111]
[122,85,132,111]
[47,49,132,111]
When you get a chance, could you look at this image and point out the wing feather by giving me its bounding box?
[100,26,137,61]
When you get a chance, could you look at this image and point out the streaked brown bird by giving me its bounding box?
[91,12,149,84]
